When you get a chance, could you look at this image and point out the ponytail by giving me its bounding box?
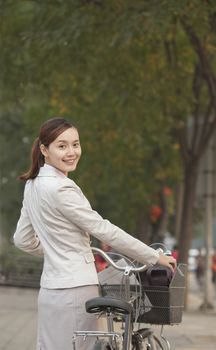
[19,137,45,181]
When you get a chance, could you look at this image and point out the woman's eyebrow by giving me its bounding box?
[57,139,80,143]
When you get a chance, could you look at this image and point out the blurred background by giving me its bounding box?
[1,0,216,318]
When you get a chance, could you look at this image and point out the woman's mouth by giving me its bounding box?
[63,159,75,164]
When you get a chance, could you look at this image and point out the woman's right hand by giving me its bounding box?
[157,253,177,272]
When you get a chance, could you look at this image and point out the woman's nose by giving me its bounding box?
[67,146,76,156]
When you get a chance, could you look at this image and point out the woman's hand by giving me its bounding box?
[157,253,177,272]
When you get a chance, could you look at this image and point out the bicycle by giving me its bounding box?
[72,246,187,350]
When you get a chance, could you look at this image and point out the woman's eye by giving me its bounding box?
[59,145,66,149]
[73,142,80,148]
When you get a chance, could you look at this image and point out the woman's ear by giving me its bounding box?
[40,144,48,158]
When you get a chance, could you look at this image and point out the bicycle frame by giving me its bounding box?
[72,246,179,350]
[71,247,147,349]
[93,247,147,350]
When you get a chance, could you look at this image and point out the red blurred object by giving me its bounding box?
[151,205,162,222]
[94,242,110,272]
[95,254,108,272]
[163,186,172,196]
[172,249,179,261]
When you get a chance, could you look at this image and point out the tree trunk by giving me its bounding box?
[174,183,184,241]
[178,163,198,264]
[156,189,169,242]
[177,163,199,310]
[135,213,151,245]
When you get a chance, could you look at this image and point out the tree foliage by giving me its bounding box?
[1,1,216,264]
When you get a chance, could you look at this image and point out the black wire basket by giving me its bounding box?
[99,263,187,325]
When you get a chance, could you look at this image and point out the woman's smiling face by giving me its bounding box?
[40,127,81,176]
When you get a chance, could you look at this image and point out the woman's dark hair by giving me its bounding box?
[19,118,76,181]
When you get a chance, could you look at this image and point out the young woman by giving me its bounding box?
[14,117,176,350]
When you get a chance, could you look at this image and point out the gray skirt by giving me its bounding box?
[37,285,102,350]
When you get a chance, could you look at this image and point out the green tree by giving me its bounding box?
[1,0,216,270]
[1,0,181,243]
[43,0,216,265]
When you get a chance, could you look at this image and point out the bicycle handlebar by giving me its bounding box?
[91,247,158,275]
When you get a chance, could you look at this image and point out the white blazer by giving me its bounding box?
[14,164,159,289]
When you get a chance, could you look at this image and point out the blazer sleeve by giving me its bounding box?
[56,182,159,265]
[13,199,44,257]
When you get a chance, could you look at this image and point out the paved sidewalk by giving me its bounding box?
[154,298,216,349]
[0,286,38,350]
[0,273,215,349]
[154,273,216,349]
